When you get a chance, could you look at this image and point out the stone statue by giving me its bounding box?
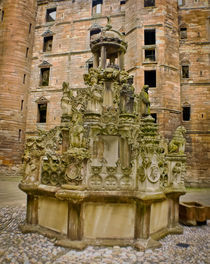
[70,114,86,148]
[139,85,150,117]
[168,126,186,154]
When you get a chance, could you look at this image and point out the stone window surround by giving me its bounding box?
[36,96,49,124]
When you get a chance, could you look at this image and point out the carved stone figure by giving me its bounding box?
[139,85,150,117]
[70,114,86,149]
[168,126,186,154]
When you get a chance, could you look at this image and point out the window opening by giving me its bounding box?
[182,106,190,121]
[38,103,47,123]
[144,0,155,7]
[178,0,185,6]
[88,62,93,70]
[40,68,50,86]
[23,74,26,84]
[21,100,24,111]
[46,8,56,22]
[120,1,126,4]
[43,36,53,52]
[144,29,156,45]
[29,23,32,34]
[26,47,29,58]
[1,10,4,22]
[180,28,187,39]
[18,129,22,142]
[151,113,157,123]
[92,0,103,14]
[182,65,189,78]
[145,49,156,61]
[144,70,156,87]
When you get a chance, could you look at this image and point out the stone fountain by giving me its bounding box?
[19,23,187,250]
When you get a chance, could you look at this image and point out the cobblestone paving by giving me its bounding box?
[0,206,209,264]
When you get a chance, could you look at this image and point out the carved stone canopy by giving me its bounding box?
[35,96,49,104]
[39,61,52,68]
[42,29,54,37]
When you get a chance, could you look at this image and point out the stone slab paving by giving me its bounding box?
[0,205,209,264]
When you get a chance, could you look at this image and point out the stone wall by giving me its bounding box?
[0,0,37,176]
[179,0,210,186]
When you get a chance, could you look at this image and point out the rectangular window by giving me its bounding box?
[144,29,156,45]
[21,100,24,111]
[18,129,22,142]
[38,104,47,123]
[40,68,50,86]
[178,0,185,6]
[183,106,190,121]
[182,65,189,78]
[26,47,29,58]
[23,74,26,84]
[43,36,53,52]
[145,49,156,61]
[92,0,103,15]
[144,70,156,87]
[46,8,56,22]
[180,28,187,39]
[29,23,32,34]
[144,0,155,7]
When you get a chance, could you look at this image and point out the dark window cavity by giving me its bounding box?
[151,113,157,123]
[18,129,22,142]
[180,28,187,39]
[40,68,50,86]
[43,36,53,52]
[38,103,47,123]
[182,65,189,78]
[46,8,56,22]
[88,61,93,70]
[23,74,26,84]
[26,47,29,58]
[144,0,155,7]
[29,23,32,34]
[21,100,24,111]
[144,70,156,87]
[183,106,190,121]
[144,29,156,45]
[120,1,126,4]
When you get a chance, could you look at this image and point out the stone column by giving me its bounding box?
[26,195,38,225]
[93,52,99,68]
[101,46,106,69]
[118,52,124,70]
[68,202,82,240]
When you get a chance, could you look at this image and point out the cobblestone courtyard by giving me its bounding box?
[0,178,209,264]
[0,205,209,264]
